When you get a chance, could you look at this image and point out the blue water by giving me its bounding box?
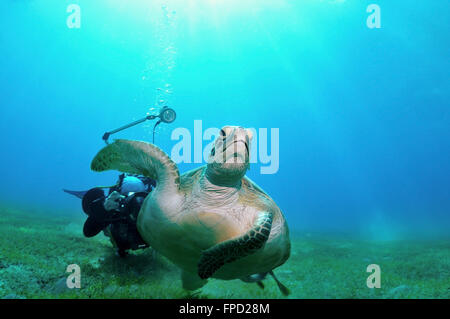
[0,0,449,239]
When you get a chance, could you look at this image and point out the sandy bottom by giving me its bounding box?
[0,207,448,299]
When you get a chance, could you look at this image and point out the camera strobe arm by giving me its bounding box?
[102,115,157,144]
[102,107,176,144]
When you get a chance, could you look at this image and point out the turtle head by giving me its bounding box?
[206,126,253,187]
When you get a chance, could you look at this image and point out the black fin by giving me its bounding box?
[81,188,106,214]
[63,189,89,199]
[83,217,108,238]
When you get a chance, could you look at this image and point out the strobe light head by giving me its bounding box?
[159,106,176,123]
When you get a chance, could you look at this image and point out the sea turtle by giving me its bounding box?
[91,126,291,293]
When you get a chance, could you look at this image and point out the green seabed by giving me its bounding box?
[0,206,448,299]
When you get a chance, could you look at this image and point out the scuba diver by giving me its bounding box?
[64,106,176,257]
[65,174,155,257]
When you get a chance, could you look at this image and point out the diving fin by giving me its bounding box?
[63,184,117,199]
[269,271,290,296]
[63,189,89,199]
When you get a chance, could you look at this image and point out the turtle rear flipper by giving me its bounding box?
[198,211,273,279]
[181,270,207,291]
[269,270,290,296]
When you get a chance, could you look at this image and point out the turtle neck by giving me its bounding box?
[200,169,241,204]
[204,166,243,189]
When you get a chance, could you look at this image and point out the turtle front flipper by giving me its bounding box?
[198,211,273,279]
[91,139,180,192]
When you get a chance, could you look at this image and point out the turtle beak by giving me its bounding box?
[213,126,252,166]
[246,129,253,141]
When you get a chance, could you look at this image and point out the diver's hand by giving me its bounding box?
[104,191,125,211]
